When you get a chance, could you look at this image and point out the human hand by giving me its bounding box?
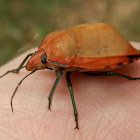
[0,42,140,140]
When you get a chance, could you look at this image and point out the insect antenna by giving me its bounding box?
[11,68,37,113]
[0,66,25,79]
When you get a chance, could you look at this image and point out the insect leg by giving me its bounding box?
[82,72,140,80]
[11,68,37,112]
[48,71,63,110]
[0,53,34,78]
[66,72,79,129]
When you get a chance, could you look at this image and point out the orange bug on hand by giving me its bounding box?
[1,23,140,129]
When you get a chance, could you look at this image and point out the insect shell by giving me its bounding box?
[1,23,140,129]
[27,23,140,72]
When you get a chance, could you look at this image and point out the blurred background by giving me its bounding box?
[0,0,140,66]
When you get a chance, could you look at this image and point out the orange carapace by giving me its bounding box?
[26,23,140,72]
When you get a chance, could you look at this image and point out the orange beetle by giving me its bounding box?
[27,23,140,72]
[1,23,140,129]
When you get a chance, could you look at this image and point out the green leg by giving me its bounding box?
[0,53,34,78]
[48,71,63,110]
[82,71,140,80]
[66,72,79,129]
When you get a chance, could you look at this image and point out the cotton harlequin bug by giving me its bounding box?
[1,23,140,129]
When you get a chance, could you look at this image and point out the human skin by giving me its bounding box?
[0,42,140,140]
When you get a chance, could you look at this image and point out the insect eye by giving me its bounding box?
[41,58,47,64]
[40,52,47,64]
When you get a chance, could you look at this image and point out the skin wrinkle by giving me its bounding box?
[1,110,32,140]
[74,131,82,140]
[102,126,116,140]
[89,101,107,138]
[129,117,140,132]
[124,112,137,128]
[118,96,140,113]
[82,96,106,138]
[127,128,135,140]
[117,124,139,140]
[0,127,17,139]
[82,96,117,139]
[93,114,104,140]
[128,90,140,104]
[128,128,140,140]
[97,106,121,139]
[114,111,138,139]
[110,98,140,138]
[15,98,47,119]
[135,129,140,138]
[65,112,73,140]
